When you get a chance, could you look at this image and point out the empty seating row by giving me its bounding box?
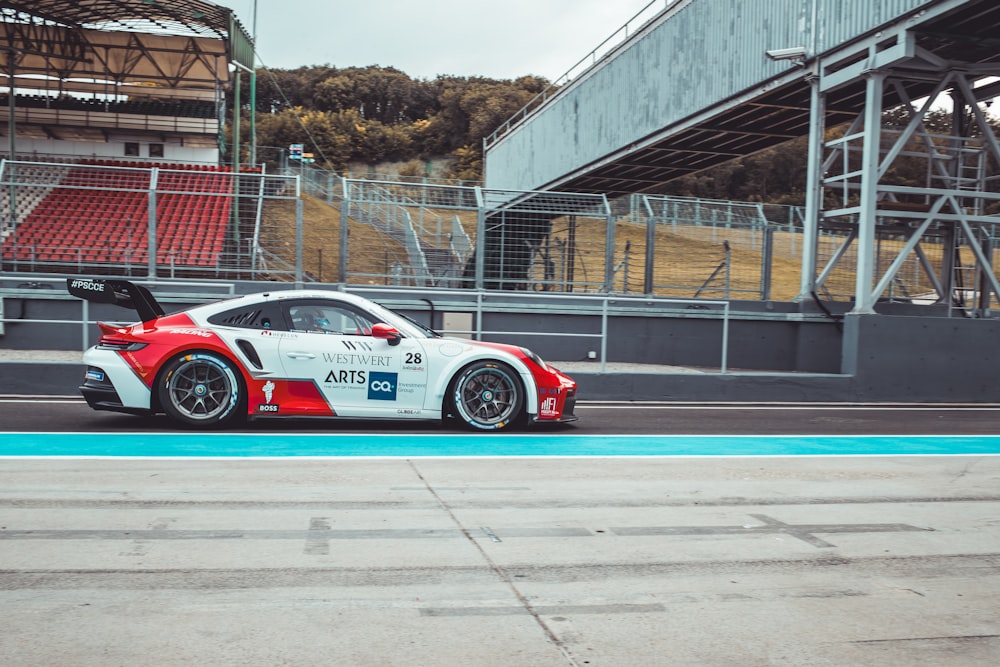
[1,163,237,268]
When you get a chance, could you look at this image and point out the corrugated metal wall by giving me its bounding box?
[484,0,937,192]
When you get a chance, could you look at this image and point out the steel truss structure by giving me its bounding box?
[801,12,1000,315]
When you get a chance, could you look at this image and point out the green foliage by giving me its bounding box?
[242,65,999,200]
[245,65,550,180]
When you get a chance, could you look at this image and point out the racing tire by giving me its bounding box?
[157,352,245,428]
[449,360,524,431]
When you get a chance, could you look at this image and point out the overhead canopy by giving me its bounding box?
[0,0,253,93]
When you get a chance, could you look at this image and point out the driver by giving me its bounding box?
[293,307,334,333]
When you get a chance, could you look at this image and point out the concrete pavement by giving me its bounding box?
[1,455,999,666]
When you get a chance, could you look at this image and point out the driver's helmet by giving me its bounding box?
[293,307,330,331]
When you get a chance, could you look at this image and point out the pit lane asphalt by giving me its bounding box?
[2,398,1000,666]
[2,396,1000,434]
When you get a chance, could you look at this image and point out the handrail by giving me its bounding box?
[1,283,732,372]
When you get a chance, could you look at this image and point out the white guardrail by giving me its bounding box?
[0,280,732,373]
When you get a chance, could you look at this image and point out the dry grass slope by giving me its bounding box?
[262,195,979,301]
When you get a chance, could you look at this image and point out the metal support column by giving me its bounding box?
[147,168,159,279]
[850,70,884,314]
[798,74,824,300]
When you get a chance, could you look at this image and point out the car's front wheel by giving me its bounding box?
[449,360,524,431]
[157,352,244,428]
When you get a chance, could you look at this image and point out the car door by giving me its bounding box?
[278,299,429,417]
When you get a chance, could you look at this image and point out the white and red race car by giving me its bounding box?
[67,278,577,430]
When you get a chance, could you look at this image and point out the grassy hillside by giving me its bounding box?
[259,193,967,302]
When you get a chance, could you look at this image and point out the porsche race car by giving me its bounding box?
[67,278,577,430]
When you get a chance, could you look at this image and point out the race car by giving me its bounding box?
[67,278,577,430]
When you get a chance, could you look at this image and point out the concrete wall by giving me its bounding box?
[843,313,1000,402]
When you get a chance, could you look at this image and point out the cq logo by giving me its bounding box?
[367,372,398,401]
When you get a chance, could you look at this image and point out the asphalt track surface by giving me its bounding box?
[2,396,1000,435]
[3,397,1000,666]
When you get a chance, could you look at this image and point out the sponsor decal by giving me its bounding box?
[397,382,425,395]
[256,380,280,413]
[260,330,297,339]
[70,279,105,292]
[321,352,391,366]
[124,350,149,378]
[168,328,214,338]
[85,369,105,382]
[396,409,421,415]
[367,372,398,401]
[540,396,559,417]
[324,369,366,384]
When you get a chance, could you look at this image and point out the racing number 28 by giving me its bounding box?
[405,353,422,365]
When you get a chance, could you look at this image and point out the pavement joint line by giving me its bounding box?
[405,459,580,667]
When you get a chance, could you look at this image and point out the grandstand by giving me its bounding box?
[3,161,233,268]
[0,1,276,278]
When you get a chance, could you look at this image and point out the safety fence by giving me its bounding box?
[2,159,998,307]
[0,278,733,372]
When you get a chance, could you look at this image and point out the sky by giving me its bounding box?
[220,0,661,81]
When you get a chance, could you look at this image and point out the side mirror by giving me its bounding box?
[371,322,402,346]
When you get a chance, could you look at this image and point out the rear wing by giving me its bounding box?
[66,278,165,323]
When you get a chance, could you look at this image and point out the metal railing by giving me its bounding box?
[1,280,732,372]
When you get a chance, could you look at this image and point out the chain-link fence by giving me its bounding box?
[4,159,999,307]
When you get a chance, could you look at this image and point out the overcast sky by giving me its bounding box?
[220,0,660,80]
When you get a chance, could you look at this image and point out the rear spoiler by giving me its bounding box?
[66,278,165,323]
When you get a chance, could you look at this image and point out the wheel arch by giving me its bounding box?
[435,352,539,418]
[151,346,250,415]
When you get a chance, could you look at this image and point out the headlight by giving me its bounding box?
[519,347,550,371]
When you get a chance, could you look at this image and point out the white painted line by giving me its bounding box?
[576,404,1000,411]
[0,398,84,404]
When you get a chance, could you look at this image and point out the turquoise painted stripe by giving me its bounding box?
[1,433,1000,457]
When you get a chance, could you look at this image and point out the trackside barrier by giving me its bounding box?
[1,283,731,373]
[344,286,732,373]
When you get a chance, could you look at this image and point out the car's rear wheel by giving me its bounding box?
[158,352,244,428]
[449,360,524,431]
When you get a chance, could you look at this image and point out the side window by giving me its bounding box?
[208,302,286,330]
[287,302,380,335]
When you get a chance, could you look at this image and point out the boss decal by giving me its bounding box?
[257,403,280,413]
[367,372,398,401]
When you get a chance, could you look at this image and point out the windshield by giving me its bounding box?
[356,298,441,339]
[386,306,442,338]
